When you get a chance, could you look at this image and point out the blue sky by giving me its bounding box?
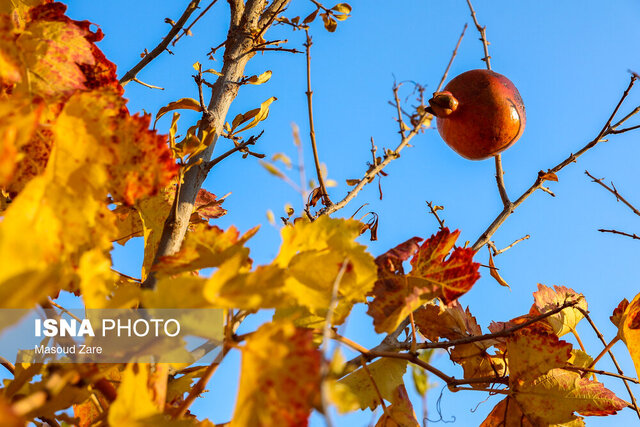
[61,1,640,425]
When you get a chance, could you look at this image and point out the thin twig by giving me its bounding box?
[48,299,83,323]
[465,0,491,69]
[173,0,219,46]
[598,229,640,240]
[320,260,349,427]
[436,23,467,92]
[494,154,510,207]
[304,29,331,206]
[585,170,640,217]
[576,307,640,419]
[0,356,14,375]
[426,201,446,230]
[564,365,639,384]
[490,234,530,256]
[173,345,231,418]
[393,83,407,140]
[472,74,639,251]
[119,0,201,86]
[132,77,164,90]
[318,25,466,217]
[205,132,264,171]
[609,123,640,134]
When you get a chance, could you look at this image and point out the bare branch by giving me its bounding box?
[491,234,530,256]
[205,131,264,171]
[173,0,219,46]
[494,154,511,207]
[317,25,467,218]
[426,201,446,230]
[465,0,491,69]
[132,77,164,90]
[598,229,640,240]
[304,29,331,206]
[172,345,231,418]
[119,1,201,86]
[144,0,288,289]
[472,74,639,251]
[436,23,467,92]
[585,170,640,217]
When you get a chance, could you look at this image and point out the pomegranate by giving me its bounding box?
[429,69,526,160]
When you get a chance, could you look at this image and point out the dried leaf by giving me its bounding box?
[514,369,626,424]
[336,358,408,410]
[303,9,319,24]
[532,284,587,337]
[374,385,419,427]
[260,160,286,178]
[331,3,352,14]
[488,252,510,288]
[322,13,337,32]
[247,70,272,85]
[367,229,480,334]
[154,98,203,127]
[539,170,559,182]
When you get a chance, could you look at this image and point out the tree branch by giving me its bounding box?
[144,0,290,289]
[585,170,640,217]
[304,29,331,206]
[119,0,201,86]
[173,0,219,46]
[472,74,639,251]
[598,229,640,240]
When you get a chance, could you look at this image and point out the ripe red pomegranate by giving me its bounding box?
[429,69,526,160]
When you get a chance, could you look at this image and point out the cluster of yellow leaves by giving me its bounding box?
[142,216,376,321]
[0,0,178,312]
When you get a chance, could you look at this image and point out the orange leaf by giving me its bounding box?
[618,292,640,379]
[414,301,482,342]
[610,298,629,328]
[374,385,419,427]
[232,322,321,426]
[514,369,626,424]
[532,284,587,337]
[367,229,480,334]
[506,324,572,384]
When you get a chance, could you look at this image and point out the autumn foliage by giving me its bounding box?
[1,1,640,426]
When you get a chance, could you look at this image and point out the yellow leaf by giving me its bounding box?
[232,322,321,426]
[247,70,272,85]
[274,216,376,324]
[374,385,419,427]
[619,292,640,380]
[202,69,223,76]
[230,96,277,135]
[271,152,292,168]
[266,209,276,225]
[154,98,203,127]
[322,13,338,32]
[335,358,407,411]
[331,3,352,14]
[153,223,259,277]
[533,284,587,337]
[108,364,161,426]
[260,160,286,178]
